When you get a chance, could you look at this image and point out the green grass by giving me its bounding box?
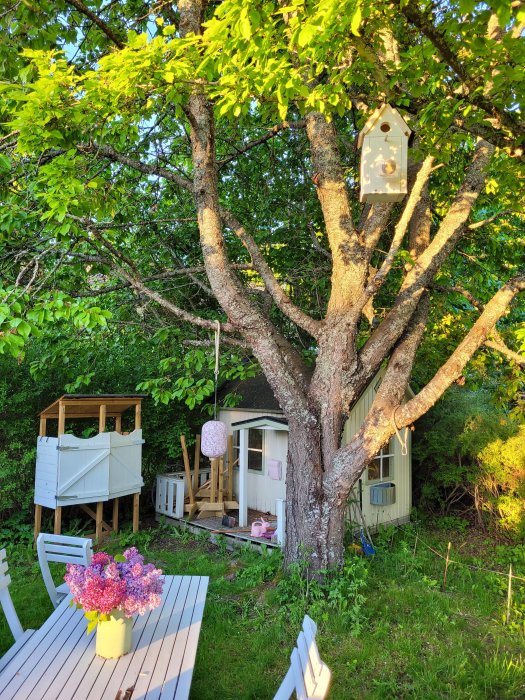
[2,521,525,699]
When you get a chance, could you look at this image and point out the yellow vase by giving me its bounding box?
[95,610,133,659]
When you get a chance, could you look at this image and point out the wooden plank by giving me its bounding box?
[135,402,142,430]
[170,576,209,700]
[210,459,217,504]
[218,457,224,504]
[132,576,195,699]
[34,504,42,541]
[0,598,78,698]
[180,436,195,504]
[193,435,200,492]
[99,576,185,700]
[115,415,122,433]
[57,402,66,436]
[113,497,119,534]
[133,493,140,532]
[99,404,107,433]
[54,506,62,536]
[39,417,47,437]
[227,435,234,501]
[95,502,103,541]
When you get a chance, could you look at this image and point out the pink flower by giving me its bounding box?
[64,548,164,625]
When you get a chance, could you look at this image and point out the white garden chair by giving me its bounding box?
[36,533,93,608]
[273,615,331,700]
[0,548,35,673]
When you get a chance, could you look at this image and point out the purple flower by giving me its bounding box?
[64,548,164,625]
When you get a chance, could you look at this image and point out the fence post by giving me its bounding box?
[506,564,513,625]
[441,541,452,592]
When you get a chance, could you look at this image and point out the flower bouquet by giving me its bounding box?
[65,547,163,658]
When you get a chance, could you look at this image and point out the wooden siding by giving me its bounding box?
[219,409,287,515]
[34,431,144,508]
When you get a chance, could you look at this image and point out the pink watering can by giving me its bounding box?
[251,518,270,538]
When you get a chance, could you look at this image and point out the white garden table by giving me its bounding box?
[0,575,208,700]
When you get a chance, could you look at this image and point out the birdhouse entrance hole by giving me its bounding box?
[380,122,391,133]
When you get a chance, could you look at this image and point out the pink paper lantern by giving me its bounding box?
[201,420,227,459]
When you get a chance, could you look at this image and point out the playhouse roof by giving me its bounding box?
[357,104,411,148]
[39,394,147,419]
[217,375,282,412]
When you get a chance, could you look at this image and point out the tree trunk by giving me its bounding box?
[283,417,353,571]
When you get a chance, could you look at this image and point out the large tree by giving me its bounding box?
[0,0,524,570]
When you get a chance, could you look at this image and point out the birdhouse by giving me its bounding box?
[357,104,412,203]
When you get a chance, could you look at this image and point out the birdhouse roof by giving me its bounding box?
[39,394,147,419]
[357,104,412,148]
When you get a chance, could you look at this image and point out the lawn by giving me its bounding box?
[2,520,525,699]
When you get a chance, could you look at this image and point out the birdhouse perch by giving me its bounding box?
[358,104,412,203]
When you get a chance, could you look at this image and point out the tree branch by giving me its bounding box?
[217,120,305,167]
[64,0,126,49]
[396,275,525,427]
[359,139,495,375]
[397,0,525,141]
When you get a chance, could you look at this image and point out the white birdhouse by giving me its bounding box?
[357,104,412,203]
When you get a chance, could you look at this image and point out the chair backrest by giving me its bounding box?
[0,548,25,641]
[36,533,93,607]
[273,615,331,700]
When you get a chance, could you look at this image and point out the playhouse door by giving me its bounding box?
[57,433,111,503]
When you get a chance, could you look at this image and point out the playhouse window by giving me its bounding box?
[233,428,264,472]
[368,442,394,482]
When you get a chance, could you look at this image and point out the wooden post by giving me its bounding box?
[39,417,47,437]
[441,541,452,592]
[413,531,418,557]
[210,459,217,503]
[96,502,104,541]
[57,402,66,436]
[227,435,234,501]
[276,498,285,546]
[115,415,122,434]
[54,506,62,535]
[218,457,224,504]
[34,504,42,540]
[132,493,140,532]
[193,435,201,491]
[506,564,513,625]
[99,404,107,433]
[238,429,248,527]
[180,435,195,505]
[135,402,141,431]
[112,497,119,534]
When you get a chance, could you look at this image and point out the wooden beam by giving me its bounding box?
[99,404,107,433]
[57,402,66,436]
[218,457,224,504]
[39,417,47,437]
[135,403,141,431]
[112,497,119,534]
[96,502,103,540]
[210,459,217,504]
[133,493,140,532]
[180,435,195,504]
[115,415,122,433]
[34,504,42,540]
[79,504,112,532]
[239,429,248,527]
[227,435,234,500]
[54,506,62,535]
[193,434,201,491]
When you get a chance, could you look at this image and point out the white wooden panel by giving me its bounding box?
[108,430,144,499]
[34,437,59,508]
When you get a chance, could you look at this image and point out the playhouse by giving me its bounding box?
[34,394,146,540]
[216,369,413,532]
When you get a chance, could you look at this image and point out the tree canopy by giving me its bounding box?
[0,0,523,568]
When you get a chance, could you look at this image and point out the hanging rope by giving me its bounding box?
[213,320,220,420]
[391,405,409,456]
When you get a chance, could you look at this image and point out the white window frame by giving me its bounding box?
[233,428,264,474]
[367,441,394,483]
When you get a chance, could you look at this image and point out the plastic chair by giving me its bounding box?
[273,615,331,700]
[36,533,93,608]
[0,548,35,673]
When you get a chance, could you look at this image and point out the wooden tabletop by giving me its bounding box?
[0,575,209,700]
